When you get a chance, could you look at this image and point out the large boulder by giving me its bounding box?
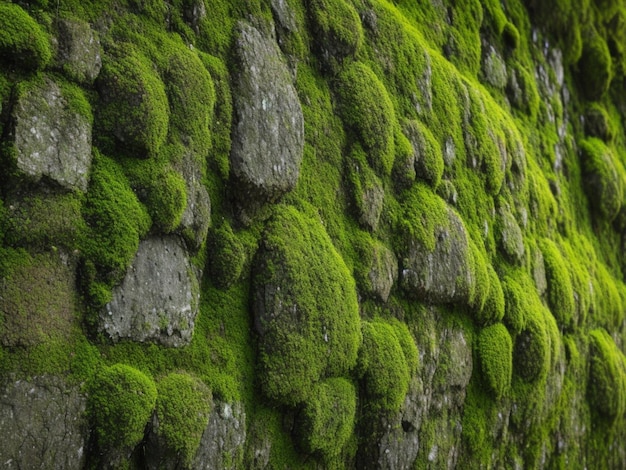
[230,22,304,203]
[55,18,102,84]
[0,375,88,470]
[101,236,199,347]
[12,76,92,192]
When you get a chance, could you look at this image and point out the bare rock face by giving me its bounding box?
[0,375,88,470]
[401,208,474,305]
[193,402,247,469]
[230,22,304,203]
[12,77,92,192]
[101,236,199,347]
[56,18,102,84]
[176,151,211,251]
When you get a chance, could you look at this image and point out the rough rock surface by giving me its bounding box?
[177,151,211,250]
[56,18,102,84]
[359,177,385,231]
[498,205,525,263]
[401,208,474,304]
[0,375,88,470]
[230,22,304,202]
[193,402,247,469]
[101,236,199,347]
[366,243,398,302]
[13,77,92,192]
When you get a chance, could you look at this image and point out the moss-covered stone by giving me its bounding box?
[357,319,417,413]
[514,307,551,383]
[207,221,246,290]
[253,205,361,406]
[577,26,613,101]
[150,372,213,467]
[346,143,385,231]
[478,323,513,399]
[540,239,575,328]
[296,377,357,461]
[476,265,505,326]
[0,3,52,71]
[402,119,444,189]
[88,364,157,452]
[336,62,396,177]
[96,43,169,158]
[588,329,626,420]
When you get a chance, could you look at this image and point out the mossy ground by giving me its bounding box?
[2,0,626,467]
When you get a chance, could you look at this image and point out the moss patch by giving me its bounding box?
[477,323,513,399]
[588,329,626,420]
[0,3,51,71]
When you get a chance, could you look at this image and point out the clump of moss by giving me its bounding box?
[208,221,246,289]
[346,143,384,231]
[476,265,505,326]
[307,0,363,72]
[444,0,483,75]
[164,44,215,156]
[585,103,615,142]
[335,62,396,177]
[469,240,490,312]
[88,363,157,451]
[577,26,613,101]
[477,323,512,399]
[540,239,575,328]
[96,43,169,158]
[507,64,540,119]
[579,137,623,221]
[154,372,213,466]
[0,3,52,71]
[357,319,417,413]
[501,273,532,335]
[253,205,362,406]
[144,167,187,233]
[588,329,626,420]
[296,377,357,461]
[81,151,151,284]
[514,307,551,382]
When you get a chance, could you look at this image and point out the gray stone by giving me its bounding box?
[183,0,207,34]
[13,77,92,192]
[0,376,88,470]
[230,22,304,203]
[532,245,548,296]
[176,151,211,251]
[270,0,297,32]
[56,18,102,84]
[101,236,199,347]
[481,44,508,89]
[401,208,474,305]
[359,177,384,231]
[193,402,247,470]
[366,243,398,302]
[498,206,525,264]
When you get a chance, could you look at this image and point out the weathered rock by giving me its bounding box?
[193,402,247,469]
[230,22,304,204]
[13,76,92,192]
[176,151,211,250]
[56,18,102,84]
[270,0,297,32]
[358,176,384,231]
[0,375,88,470]
[101,236,199,347]
[366,243,398,302]
[0,250,76,348]
[183,0,207,34]
[532,245,548,296]
[498,205,525,263]
[481,44,508,89]
[401,208,474,305]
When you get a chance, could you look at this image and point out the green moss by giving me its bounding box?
[144,167,187,233]
[296,377,357,461]
[81,151,151,283]
[402,120,444,189]
[164,43,215,157]
[254,205,361,406]
[585,102,615,141]
[444,0,483,75]
[0,3,52,71]
[357,319,414,413]
[579,137,623,221]
[155,372,213,466]
[594,263,624,330]
[513,307,551,382]
[540,239,575,328]
[307,0,363,72]
[346,143,384,230]
[477,323,513,399]
[501,273,533,335]
[96,42,169,158]
[476,265,505,326]
[207,221,246,289]
[336,61,396,177]
[469,239,490,312]
[588,329,626,420]
[577,26,613,101]
[88,363,157,450]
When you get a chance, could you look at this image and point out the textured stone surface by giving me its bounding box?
[0,376,88,470]
[101,236,199,347]
[498,205,525,263]
[230,22,304,202]
[56,18,102,83]
[193,402,247,470]
[177,151,211,250]
[401,208,474,304]
[367,243,398,302]
[13,77,92,191]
